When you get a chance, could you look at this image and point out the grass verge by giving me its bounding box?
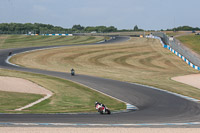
[0,69,125,113]
[0,91,43,111]
[176,34,200,54]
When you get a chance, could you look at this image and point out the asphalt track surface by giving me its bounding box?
[0,36,200,126]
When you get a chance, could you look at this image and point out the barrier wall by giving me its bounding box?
[27,34,73,36]
[146,35,200,71]
[44,34,73,36]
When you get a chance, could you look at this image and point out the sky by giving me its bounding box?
[0,0,200,30]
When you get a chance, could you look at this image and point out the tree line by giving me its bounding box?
[0,23,69,34]
[0,23,143,34]
[166,26,200,31]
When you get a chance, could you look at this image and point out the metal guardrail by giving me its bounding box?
[74,32,145,36]
[152,32,200,67]
[170,38,200,66]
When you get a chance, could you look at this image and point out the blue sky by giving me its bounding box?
[0,0,199,30]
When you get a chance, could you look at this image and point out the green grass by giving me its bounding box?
[166,32,180,36]
[165,31,189,37]
[0,69,125,113]
[0,35,106,49]
[177,34,200,54]
[0,91,43,111]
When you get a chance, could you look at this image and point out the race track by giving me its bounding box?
[0,36,200,126]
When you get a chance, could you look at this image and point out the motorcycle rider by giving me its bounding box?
[95,101,100,107]
[95,101,105,108]
[71,68,75,76]
[95,101,110,114]
[8,51,12,56]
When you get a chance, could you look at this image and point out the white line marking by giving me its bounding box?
[63,78,138,111]
[1,122,200,126]
[129,80,200,102]
[6,55,20,67]
[15,94,52,111]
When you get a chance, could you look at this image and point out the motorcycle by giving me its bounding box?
[95,102,111,115]
[8,51,12,56]
[71,69,75,76]
[71,71,75,76]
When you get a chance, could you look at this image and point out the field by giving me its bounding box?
[177,34,200,54]
[10,37,200,100]
[163,31,195,37]
[0,35,106,49]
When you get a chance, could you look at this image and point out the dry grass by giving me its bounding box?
[164,31,192,37]
[11,37,200,99]
[0,35,8,48]
[0,35,105,49]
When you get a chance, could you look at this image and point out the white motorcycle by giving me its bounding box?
[95,102,111,115]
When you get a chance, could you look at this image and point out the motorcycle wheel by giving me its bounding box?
[98,109,103,114]
[106,109,111,114]
[99,111,103,114]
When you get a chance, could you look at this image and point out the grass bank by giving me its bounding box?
[0,35,106,49]
[10,37,200,100]
[165,31,186,36]
[177,34,200,54]
[0,69,125,113]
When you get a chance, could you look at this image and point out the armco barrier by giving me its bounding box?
[169,38,200,66]
[27,34,73,36]
[146,35,200,71]
[44,34,73,36]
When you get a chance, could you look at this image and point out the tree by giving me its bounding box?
[0,23,70,34]
[133,25,139,31]
[96,26,107,33]
[171,26,200,31]
[104,26,117,32]
[72,24,84,31]
[85,26,97,32]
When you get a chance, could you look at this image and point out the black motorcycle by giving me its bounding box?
[71,69,75,76]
